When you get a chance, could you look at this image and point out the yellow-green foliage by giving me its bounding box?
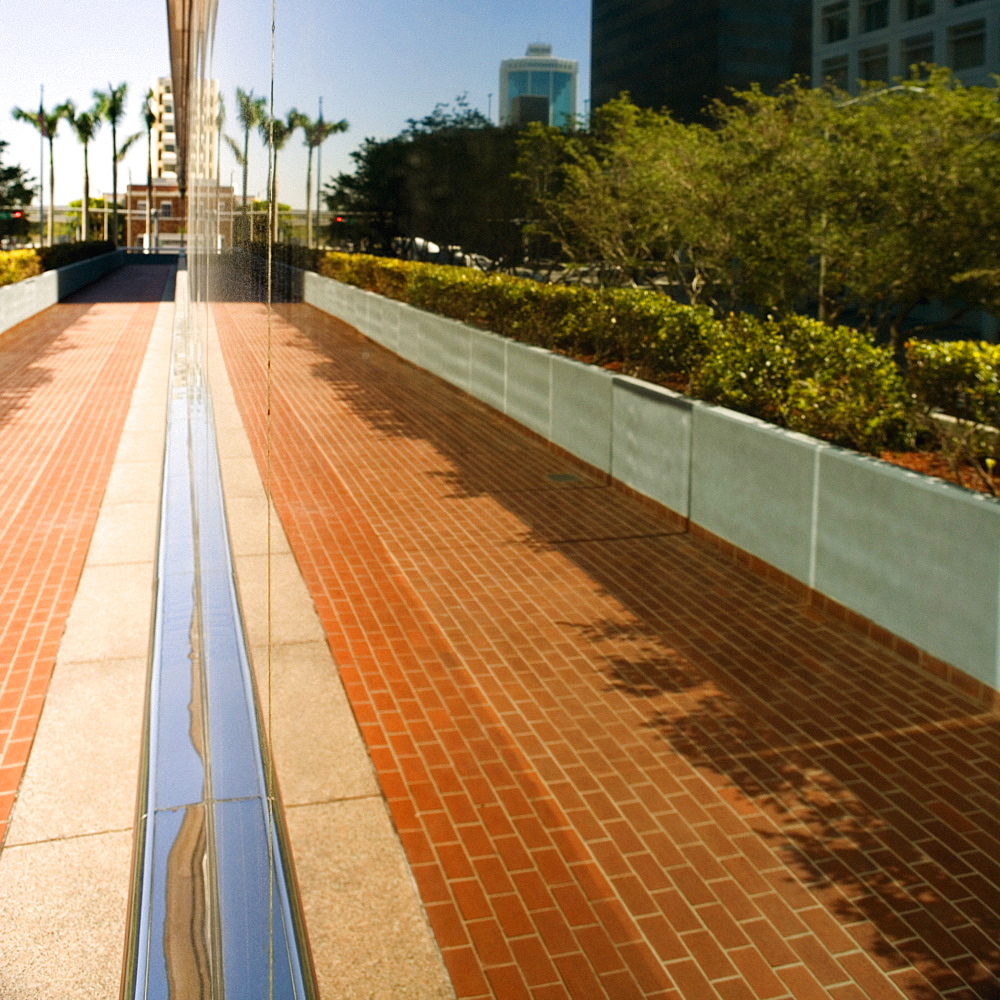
[0,249,42,287]
[906,340,1000,428]
[320,252,720,380]
[318,252,1000,454]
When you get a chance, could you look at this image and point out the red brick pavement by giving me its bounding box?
[215,300,1000,1000]
[0,265,168,846]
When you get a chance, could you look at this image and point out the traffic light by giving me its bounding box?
[0,209,24,220]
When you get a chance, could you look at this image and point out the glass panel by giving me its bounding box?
[862,0,890,31]
[821,55,850,89]
[552,72,573,126]
[905,0,934,19]
[530,70,553,96]
[508,70,530,99]
[950,21,986,68]
[902,32,935,65]
[823,2,850,42]
[860,45,890,80]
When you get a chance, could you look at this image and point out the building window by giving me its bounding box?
[159,202,172,218]
[860,45,890,80]
[821,54,850,89]
[822,2,850,42]
[905,0,934,18]
[862,0,889,31]
[902,32,935,67]
[137,200,147,211]
[949,20,986,68]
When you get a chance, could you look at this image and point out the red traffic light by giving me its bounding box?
[12,210,22,219]
[334,215,344,223]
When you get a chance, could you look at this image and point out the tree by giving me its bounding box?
[327,97,523,264]
[58,101,102,242]
[519,74,1000,353]
[92,82,129,247]
[517,97,711,293]
[234,87,266,237]
[823,69,1000,353]
[0,140,34,242]
[259,109,303,243]
[11,102,64,245]
[300,113,347,248]
[142,89,155,246]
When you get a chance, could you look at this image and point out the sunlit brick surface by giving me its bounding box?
[216,300,1000,1000]
[0,266,167,846]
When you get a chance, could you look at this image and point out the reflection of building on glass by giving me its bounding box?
[814,0,1000,93]
[125,179,234,249]
[150,75,219,180]
[499,44,578,127]
[150,78,178,179]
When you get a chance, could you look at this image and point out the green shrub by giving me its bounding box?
[316,252,1000,455]
[0,249,42,287]
[690,315,912,452]
[37,241,114,271]
[689,315,798,424]
[601,288,719,378]
[780,317,913,452]
[906,339,1000,428]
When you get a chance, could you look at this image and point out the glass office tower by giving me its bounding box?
[500,44,579,127]
[591,0,813,121]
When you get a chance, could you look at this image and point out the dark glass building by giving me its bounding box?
[591,0,813,121]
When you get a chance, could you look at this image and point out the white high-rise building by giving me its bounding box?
[814,0,1000,92]
[150,78,178,179]
[499,44,578,127]
[149,76,219,181]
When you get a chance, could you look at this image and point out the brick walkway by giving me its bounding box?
[218,298,1000,1000]
[0,265,168,846]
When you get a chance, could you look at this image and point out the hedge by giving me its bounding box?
[317,252,934,453]
[0,242,115,288]
[0,249,42,287]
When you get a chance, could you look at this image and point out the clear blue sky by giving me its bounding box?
[0,0,591,209]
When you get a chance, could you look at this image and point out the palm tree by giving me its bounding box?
[259,109,304,243]
[142,88,155,248]
[300,113,348,248]
[11,102,63,245]
[235,87,266,237]
[58,101,101,242]
[92,82,129,246]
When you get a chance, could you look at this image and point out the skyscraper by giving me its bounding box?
[814,0,1000,94]
[591,0,813,121]
[499,43,579,127]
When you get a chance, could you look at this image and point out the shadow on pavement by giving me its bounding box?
[257,300,1000,1000]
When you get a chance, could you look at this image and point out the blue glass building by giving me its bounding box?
[500,44,579,127]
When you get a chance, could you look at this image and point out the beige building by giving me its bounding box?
[149,75,219,182]
[125,177,234,249]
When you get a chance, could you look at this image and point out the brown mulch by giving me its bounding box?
[880,450,998,496]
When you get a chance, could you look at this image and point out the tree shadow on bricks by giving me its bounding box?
[262,301,1000,999]
[643,683,1000,999]
[0,307,89,430]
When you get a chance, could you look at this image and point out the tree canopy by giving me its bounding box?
[326,97,524,265]
[0,140,34,241]
[517,70,1000,351]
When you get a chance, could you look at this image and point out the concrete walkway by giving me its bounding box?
[0,267,451,999]
[0,265,998,999]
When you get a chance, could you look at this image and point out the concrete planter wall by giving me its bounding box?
[303,271,1000,694]
[0,250,127,337]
